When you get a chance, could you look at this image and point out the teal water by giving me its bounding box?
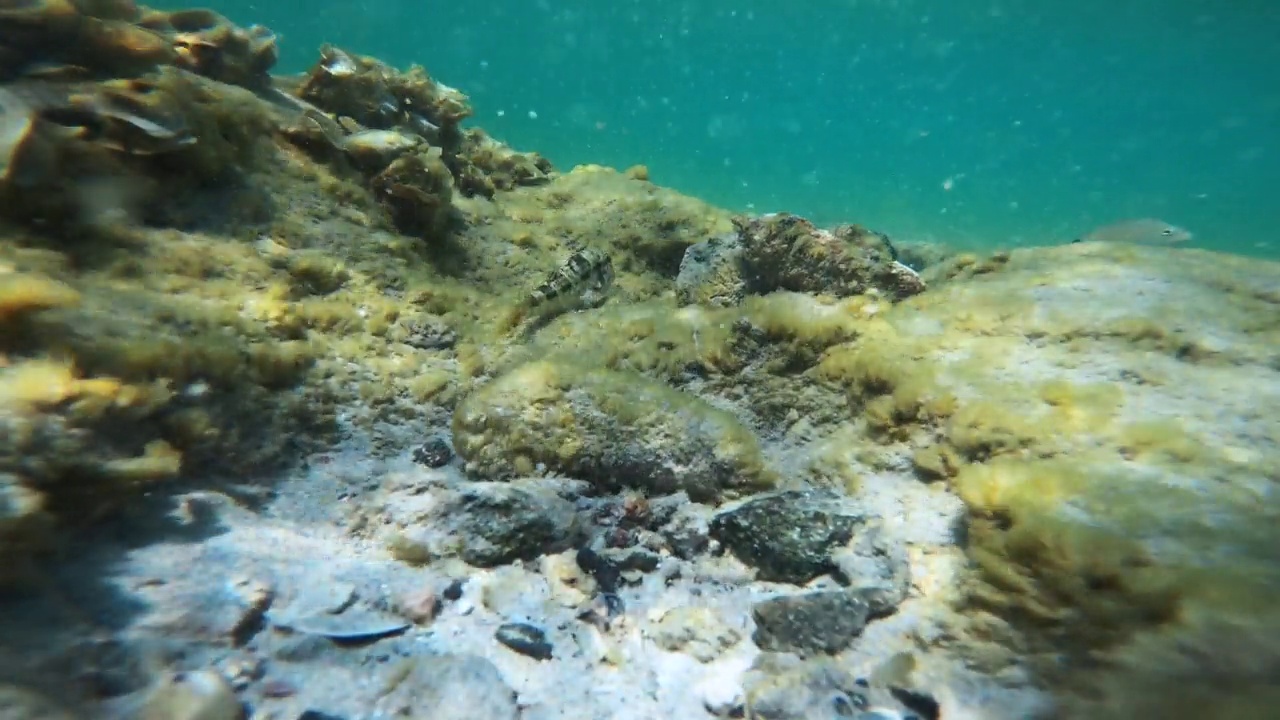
[170,1,1279,258]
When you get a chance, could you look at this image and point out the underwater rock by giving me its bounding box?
[383,477,585,567]
[676,213,925,306]
[675,231,748,307]
[744,656,939,720]
[735,213,921,299]
[647,606,743,662]
[374,654,519,720]
[451,360,775,502]
[0,66,277,225]
[410,437,453,467]
[751,588,872,656]
[710,490,866,584]
[0,684,77,720]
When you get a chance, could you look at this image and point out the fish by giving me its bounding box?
[1071,218,1192,245]
[528,247,614,308]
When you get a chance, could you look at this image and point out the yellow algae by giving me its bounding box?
[0,272,80,321]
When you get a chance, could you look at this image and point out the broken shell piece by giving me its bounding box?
[68,86,196,155]
[271,607,410,641]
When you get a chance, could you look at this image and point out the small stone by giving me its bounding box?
[575,593,624,632]
[442,579,464,601]
[649,606,742,662]
[297,711,345,720]
[374,654,519,720]
[494,622,553,661]
[711,490,864,584]
[411,438,453,468]
[140,670,241,720]
[215,653,264,690]
[399,587,440,625]
[751,588,871,656]
[696,669,746,717]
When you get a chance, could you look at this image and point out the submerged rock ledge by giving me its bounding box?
[0,4,1277,719]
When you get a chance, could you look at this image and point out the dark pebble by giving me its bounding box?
[575,545,620,593]
[442,579,465,601]
[412,438,453,468]
[495,622,553,661]
[297,712,346,720]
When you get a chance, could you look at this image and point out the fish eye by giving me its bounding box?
[1161,228,1174,235]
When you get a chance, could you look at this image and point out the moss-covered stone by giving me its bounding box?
[451,360,775,502]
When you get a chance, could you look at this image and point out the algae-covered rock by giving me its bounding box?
[675,231,747,307]
[0,2,278,87]
[710,490,865,585]
[824,241,1280,664]
[451,360,775,502]
[369,146,457,240]
[737,213,925,300]
[384,478,585,567]
[751,588,872,656]
[676,213,926,308]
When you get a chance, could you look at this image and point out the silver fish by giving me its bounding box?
[1072,218,1192,245]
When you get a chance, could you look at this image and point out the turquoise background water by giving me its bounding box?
[159,1,1279,258]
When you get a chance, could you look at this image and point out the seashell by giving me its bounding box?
[18,62,94,82]
[271,607,410,641]
[495,622,553,660]
[341,129,422,170]
[317,44,357,78]
[73,87,195,155]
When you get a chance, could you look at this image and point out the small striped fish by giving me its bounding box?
[528,248,614,308]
